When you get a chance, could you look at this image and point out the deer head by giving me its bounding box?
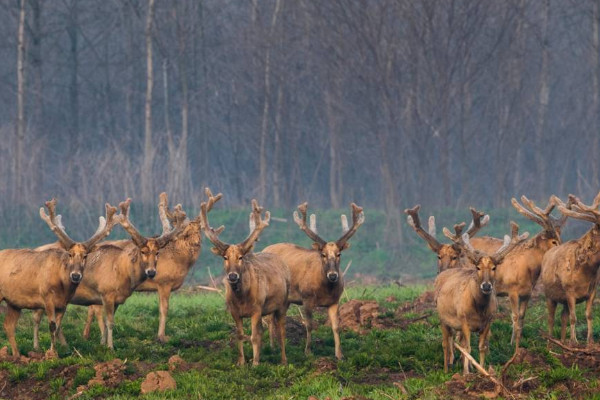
[444,221,529,295]
[293,202,364,284]
[118,198,183,279]
[39,199,120,284]
[405,205,489,273]
[200,189,268,286]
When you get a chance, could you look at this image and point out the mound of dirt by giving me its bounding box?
[396,290,436,315]
[140,371,177,394]
[338,299,383,333]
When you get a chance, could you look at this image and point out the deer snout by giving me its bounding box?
[227,272,240,283]
[480,282,493,294]
[146,269,157,279]
[70,272,82,284]
[327,271,339,283]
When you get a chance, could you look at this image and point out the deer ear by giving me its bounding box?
[341,242,351,250]
[211,247,221,255]
[311,242,321,251]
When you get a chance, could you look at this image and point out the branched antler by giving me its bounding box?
[293,202,327,246]
[404,205,442,252]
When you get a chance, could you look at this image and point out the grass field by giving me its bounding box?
[1,284,600,399]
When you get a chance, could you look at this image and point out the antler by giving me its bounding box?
[199,188,229,255]
[118,198,147,247]
[491,221,529,264]
[465,207,490,237]
[512,195,568,237]
[444,221,528,265]
[404,205,442,252]
[81,203,120,249]
[336,203,365,249]
[293,202,327,246]
[39,198,76,249]
[240,199,271,253]
[554,192,600,225]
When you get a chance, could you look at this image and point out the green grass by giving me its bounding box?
[1,285,600,399]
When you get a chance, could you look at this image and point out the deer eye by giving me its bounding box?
[476,266,481,271]
[322,253,326,258]
[238,256,243,260]
[437,255,441,260]
[492,266,496,271]
[336,253,341,257]
[223,256,228,260]
[451,256,457,260]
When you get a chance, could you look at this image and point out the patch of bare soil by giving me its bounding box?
[313,357,337,375]
[86,358,127,388]
[140,371,176,394]
[337,299,383,333]
[284,316,307,345]
[0,362,81,400]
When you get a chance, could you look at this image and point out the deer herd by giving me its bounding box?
[0,189,599,376]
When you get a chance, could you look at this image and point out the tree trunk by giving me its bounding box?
[141,0,156,204]
[325,87,341,209]
[15,0,26,206]
[272,83,284,208]
[592,0,600,190]
[68,0,79,154]
[535,0,550,198]
[258,0,282,202]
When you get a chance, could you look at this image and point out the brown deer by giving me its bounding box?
[262,202,364,360]
[32,198,183,349]
[404,205,490,272]
[81,190,221,342]
[436,222,527,374]
[0,199,118,356]
[542,192,600,345]
[201,196,290,366]
[470,196,571,349]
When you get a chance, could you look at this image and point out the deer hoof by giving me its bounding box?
[157,335,171,343]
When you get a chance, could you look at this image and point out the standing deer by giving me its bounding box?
[542,193,600,345]
[81,189,222,342]
[201,195,290,366]
[0,199,118,356]
[32,198,183,349]
[469,196,571,349]
[404,205,490,272]
[262,202,364,360]
[436,222,527,374]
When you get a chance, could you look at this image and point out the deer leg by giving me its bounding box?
[567,296,578,345]
[478,322,492,369]
[546,299,557,338]
[303,305,314,356]
[55,310,68,347]
[328,303,343,360]
[516,297,529,349]
[461,324,471,375]
[275,311,287,365]
[586,290,596,345]
[83,305,99,339]
[508,292,520,346]
[103,300,116,349]
[233,314,245,366]
[250,311,263,366]
[157,285,172,343]
[266,314,277,349]
[4,304,22,357]
[560,304,569,343]
[32,309,44,350]
[441,324,452,373]
[44,301,58,352]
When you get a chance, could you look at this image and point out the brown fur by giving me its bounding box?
[262,202,364,360]
[436,223,525,374]
[2,200,118,356]
[435,261,496,374]
[542,226,600,344]
[201,195,290,366]
[32,199,182,349]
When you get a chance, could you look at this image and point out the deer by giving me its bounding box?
[262,202,365,360]
[32,198,183,350]
[200,194,290,366]
[467,196,571,349]
[404,205,490,272]
[0,199,119,357]
[80,189,222,343]
[541,192,600,345]
[436,221,528,374]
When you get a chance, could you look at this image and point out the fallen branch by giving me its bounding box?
[542,332,600,355]
[501,347,524,378]
[342,260,353,277]
[196,285,222,293]
[453,343,513,399]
